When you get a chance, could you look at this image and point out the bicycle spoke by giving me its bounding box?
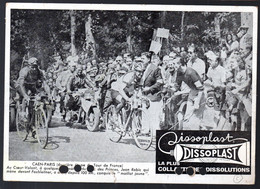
[16,105,29,141]
[35,107,48,149]
[106,105,122,143]
[133,110,153,150]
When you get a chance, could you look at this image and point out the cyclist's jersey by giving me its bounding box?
[16,66,44,91]
[176,67,204,91]
[111,72,139,97]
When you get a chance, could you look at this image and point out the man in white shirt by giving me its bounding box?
[187,45,206,80]
[204,51,226,89]
[203,51,227,130]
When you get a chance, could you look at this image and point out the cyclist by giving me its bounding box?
[173,57,204,130]
[15,57,51,121]
[104,61,144,125]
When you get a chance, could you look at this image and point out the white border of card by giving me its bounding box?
[4,3,257,184]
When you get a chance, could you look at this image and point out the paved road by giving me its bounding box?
[9,117,156,162]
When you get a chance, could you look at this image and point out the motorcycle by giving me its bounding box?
[69,88,101,132]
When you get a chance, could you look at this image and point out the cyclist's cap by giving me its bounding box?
[28,57,38,65]
[118,66,128,74]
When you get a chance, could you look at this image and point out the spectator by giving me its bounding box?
[187,44,206,80]
[141,54,163,133]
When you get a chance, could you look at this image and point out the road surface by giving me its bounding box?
[9,117,156,162]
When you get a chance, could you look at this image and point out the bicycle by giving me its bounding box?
[105,94,153,150]
[16,95,52,149]
[160,92,188,131]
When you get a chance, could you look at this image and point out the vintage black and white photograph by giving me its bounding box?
[4,3,257,184]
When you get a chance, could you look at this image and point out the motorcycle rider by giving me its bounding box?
[56,60,77,121]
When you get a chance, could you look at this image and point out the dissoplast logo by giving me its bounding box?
[157,132,250,166]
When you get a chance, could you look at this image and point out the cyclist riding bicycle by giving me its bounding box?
[103,62,144,125]
[15,57,51,122]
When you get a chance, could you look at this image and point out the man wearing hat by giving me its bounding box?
[16,57,51,121]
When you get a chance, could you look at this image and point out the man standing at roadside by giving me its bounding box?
[140,53,164,133]
[187,44,206,80]
[56,59,77,121]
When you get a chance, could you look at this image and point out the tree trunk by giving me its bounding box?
[70,10,76,56]
[181,12,185,41]
[214,14,221,43]
[126,17,132,53]
[85,14,96,59]
[241,12,253,34]
[160,11,166,28]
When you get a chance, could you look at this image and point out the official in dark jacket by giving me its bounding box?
[140,53,164,133]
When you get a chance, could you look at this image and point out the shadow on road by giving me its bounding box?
[43,136,71,150]
[119,138,136,145]
[44,142,59,150]
[117,138,156,151]
[48,136,70,143]
[48,117,78,128]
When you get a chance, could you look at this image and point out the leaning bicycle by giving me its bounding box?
[105,95,153,150]
[16,95,52,149]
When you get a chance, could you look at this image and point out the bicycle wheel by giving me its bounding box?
[132,109,153,150]
[35,107,48,149]
[16,103,28,141]
[10,106,16,131]
[86,107,100,132]
[175,101,187,130]
[105,105,122,142]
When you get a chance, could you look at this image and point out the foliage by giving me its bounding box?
[10,9,241,79]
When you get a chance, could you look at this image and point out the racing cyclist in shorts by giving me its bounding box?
[15,57,51,122]
[103,62,144,129]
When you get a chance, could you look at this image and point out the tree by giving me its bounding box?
[70,10,77,56]
[84,14,96,59]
